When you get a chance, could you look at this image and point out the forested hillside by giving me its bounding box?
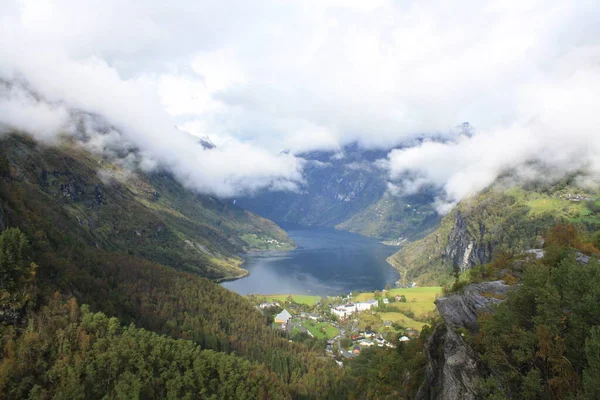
[417,224,600,399]
[388,179,600,285]
[0,133,293,281]
[0,134,357,399]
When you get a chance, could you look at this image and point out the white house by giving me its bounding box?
[259,301,280,309]
[331,304,357,319]
[274,309,292,324]
[354,299,378,311]
[331,299,378,319]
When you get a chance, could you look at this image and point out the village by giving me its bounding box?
[250,286,441,363]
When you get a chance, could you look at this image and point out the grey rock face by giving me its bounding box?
[436,280,511,334]
[417,325,479,400]
[443,212,492,273]
[417,281,511,400]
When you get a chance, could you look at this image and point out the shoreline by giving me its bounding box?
[214,268,249,283]
[219,228,400,292]
[216,244,297,284]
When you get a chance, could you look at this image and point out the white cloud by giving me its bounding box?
[387,59,600,213]
[0,83,68,142]
[1,0,600,202]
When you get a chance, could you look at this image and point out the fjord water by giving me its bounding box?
[222,224,400,296]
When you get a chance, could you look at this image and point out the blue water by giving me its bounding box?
[222,224,400,296]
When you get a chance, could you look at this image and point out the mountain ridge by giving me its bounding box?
[237,143,441,241]
[0,132,294,280]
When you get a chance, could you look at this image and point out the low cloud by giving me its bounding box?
[387,59,600,213]
[0,79,303,197]
[0,82,68,142]
[1,0,600,203]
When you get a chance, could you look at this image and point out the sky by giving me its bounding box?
[1,0,600,209]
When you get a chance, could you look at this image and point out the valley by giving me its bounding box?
[247,285,441,361]
[3,2,600,398]
[236,144,441,241]
[222,223,400,296]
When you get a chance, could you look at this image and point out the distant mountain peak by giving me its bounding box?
[456,122,474,137]
[198,136,216,149]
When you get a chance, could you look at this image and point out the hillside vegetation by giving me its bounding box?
[388,180,599,285]
[0,133,293,281]
[0,133,363,399]
[441,225,600,399]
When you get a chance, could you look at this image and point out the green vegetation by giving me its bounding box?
[354,287,442,332]
[0,134,366,399]
[355,287,441,304]
[0,133,293,281]
[336,191,440,240]
[473,224,600,398]
[240,233,295,251]
[389,179,600,285]
[252,294,321,306]
[347,326,433,399]
[0,295,289,399]
[303,320,339,339]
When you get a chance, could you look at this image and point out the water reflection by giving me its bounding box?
[222,224,399,296]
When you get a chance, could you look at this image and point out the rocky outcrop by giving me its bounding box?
[417,281,511,400]
[436,280,511,334]
[443,212,492,273]
[417,325,479,400]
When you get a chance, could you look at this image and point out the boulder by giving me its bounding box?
[436,280,511,334]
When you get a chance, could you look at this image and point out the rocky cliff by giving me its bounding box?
[417,281,511,400]
[389,189,556,285]
[443,211,492,274]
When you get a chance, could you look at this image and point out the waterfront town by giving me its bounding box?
[250,287,440,362]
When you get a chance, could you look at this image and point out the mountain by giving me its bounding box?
[416,224,600,399]
[389,177,600,285]
[237,143,441,241]
[0,133,293,281]
[0,132,360,398]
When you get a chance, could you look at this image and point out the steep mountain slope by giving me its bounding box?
[238,144,440,241]
[0,133,292,281]
[389,180,600,285]
[0,133,357,398]
[417,226,600,399]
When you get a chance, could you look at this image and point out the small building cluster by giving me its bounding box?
[258,301,280,309]
[330,299,378,319]
[559,193,591,202]
[343,331,397,357]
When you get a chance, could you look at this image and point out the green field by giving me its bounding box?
[253,294,321,306]
[304,321,340,339]
[505,187,592,219]
[377,312,429,331]
[355,287,441,304]
[354,287,442,331]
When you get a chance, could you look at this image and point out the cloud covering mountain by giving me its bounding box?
[1,0,600,203]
